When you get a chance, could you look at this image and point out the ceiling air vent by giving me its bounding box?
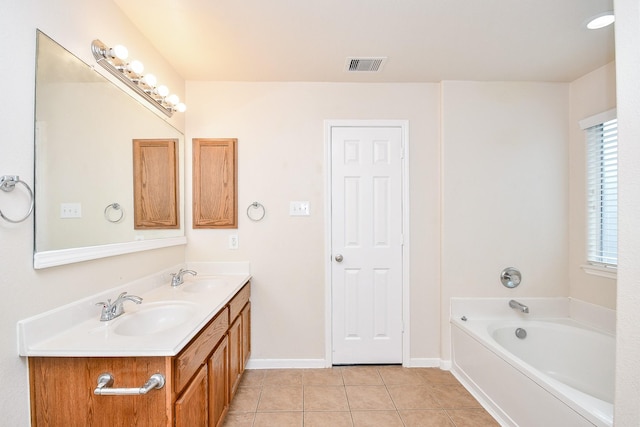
[345,57,387,72]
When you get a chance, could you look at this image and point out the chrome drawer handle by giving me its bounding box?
[94,372,165,395]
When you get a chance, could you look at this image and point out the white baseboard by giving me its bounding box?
[246,359,328,369]
[403,358,443,368]
[246,358,450,370]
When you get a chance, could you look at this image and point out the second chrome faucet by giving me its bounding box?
[170,268,197,287]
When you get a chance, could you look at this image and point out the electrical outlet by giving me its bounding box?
[60,202,82,218]
[229,234,239,250]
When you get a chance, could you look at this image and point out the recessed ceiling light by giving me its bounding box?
[586,11,615,29]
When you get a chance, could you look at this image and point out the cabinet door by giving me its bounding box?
[241,302,251,367]
[192,138,238,228]
[30,357,170,427]
[228,315,243,399]
[209,335,229,427]
[175,365,208,427]
[132,138,180,229]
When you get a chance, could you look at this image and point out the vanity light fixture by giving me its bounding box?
[586,11,615,29]
[91,39,186,117]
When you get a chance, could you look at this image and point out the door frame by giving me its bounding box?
[324,119,410,366]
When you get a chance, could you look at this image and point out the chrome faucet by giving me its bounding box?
[170,268,197,287]
[509,299,529,314]
[96,292,143,321]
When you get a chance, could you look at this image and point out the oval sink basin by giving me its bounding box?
[114,302,198,336]
[182,278,227,293]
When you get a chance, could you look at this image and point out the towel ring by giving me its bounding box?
[247,202,265,222]
[104,202,124,223]
[0,175,34,224]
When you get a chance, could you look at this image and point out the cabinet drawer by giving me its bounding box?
[229,283,250,321]
[174,307,229,393]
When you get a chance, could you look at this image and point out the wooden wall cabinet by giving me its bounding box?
[132,139,180,229]
[192,138,238,229]
[29,283,251,427]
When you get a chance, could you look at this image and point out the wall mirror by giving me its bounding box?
[33,31,185,269]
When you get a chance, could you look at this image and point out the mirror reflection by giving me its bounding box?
[34,31,184,268]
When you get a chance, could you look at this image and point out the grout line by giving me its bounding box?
[227,367,496,427]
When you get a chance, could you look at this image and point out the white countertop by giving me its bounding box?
[17,262,251,357]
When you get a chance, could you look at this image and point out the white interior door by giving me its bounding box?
[330,125,404,365]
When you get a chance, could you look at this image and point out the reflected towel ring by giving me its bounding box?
[104,202,124,223]
[0,175,34,224]
[247,202,265,222]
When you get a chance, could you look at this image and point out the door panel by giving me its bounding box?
[331,126,403,365]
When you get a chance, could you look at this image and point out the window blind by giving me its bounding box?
[585,118,618,266]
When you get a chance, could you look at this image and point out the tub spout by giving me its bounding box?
[509,299,529,314]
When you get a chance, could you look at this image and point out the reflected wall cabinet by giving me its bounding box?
[193,138,238,229]
[132,139,180,229]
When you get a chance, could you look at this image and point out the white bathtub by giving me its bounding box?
[450,298,615,427]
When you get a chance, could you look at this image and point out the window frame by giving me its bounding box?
[579,108,618,279]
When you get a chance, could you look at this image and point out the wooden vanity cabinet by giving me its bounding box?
[208,335,229,427]
[228,284,251,399]
[29,282,251,427]
[174,306,229,427]
[175,364,209,426]
[29,356,172,427]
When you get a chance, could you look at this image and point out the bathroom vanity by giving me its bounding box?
[19,263,250,427]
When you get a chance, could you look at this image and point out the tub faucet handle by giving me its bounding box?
[501,267,522,288]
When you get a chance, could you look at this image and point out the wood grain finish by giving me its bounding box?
[228,284,250,321]
[29,356,172,427]
[209,335,230,427]
[192,138,238,228]
[228,284,251,400]
[228,315,243,400]
[174,307,229,393]
[133,139,180,229]
[242,302,251,368]
[175,365,208,427]
[29,283,250,427]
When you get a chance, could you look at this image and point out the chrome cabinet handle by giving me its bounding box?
[94,372,165,395]
[335,254,343,262]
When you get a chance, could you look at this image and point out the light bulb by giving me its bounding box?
[166,94,180,106]
[127,60,144,75]
[108,44,128,60]
[141,73,157,87]
[586,12,615,29]
[155,85,170,97]
[176,103,187,113]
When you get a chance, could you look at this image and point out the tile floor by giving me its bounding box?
[222,366,500,427]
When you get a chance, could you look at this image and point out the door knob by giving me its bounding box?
[335,254,343,262]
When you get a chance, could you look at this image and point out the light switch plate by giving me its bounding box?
[290,201,310,216]
[60,202,82,218]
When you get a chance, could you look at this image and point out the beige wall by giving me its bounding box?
[0,1,186,425]
[2,1,633,425]
[614,0,640,423]
[185,82,442,363]
[568,62,617,309]
[440,81,571,360]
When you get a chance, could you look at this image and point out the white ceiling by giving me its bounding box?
[114,0,615,83]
